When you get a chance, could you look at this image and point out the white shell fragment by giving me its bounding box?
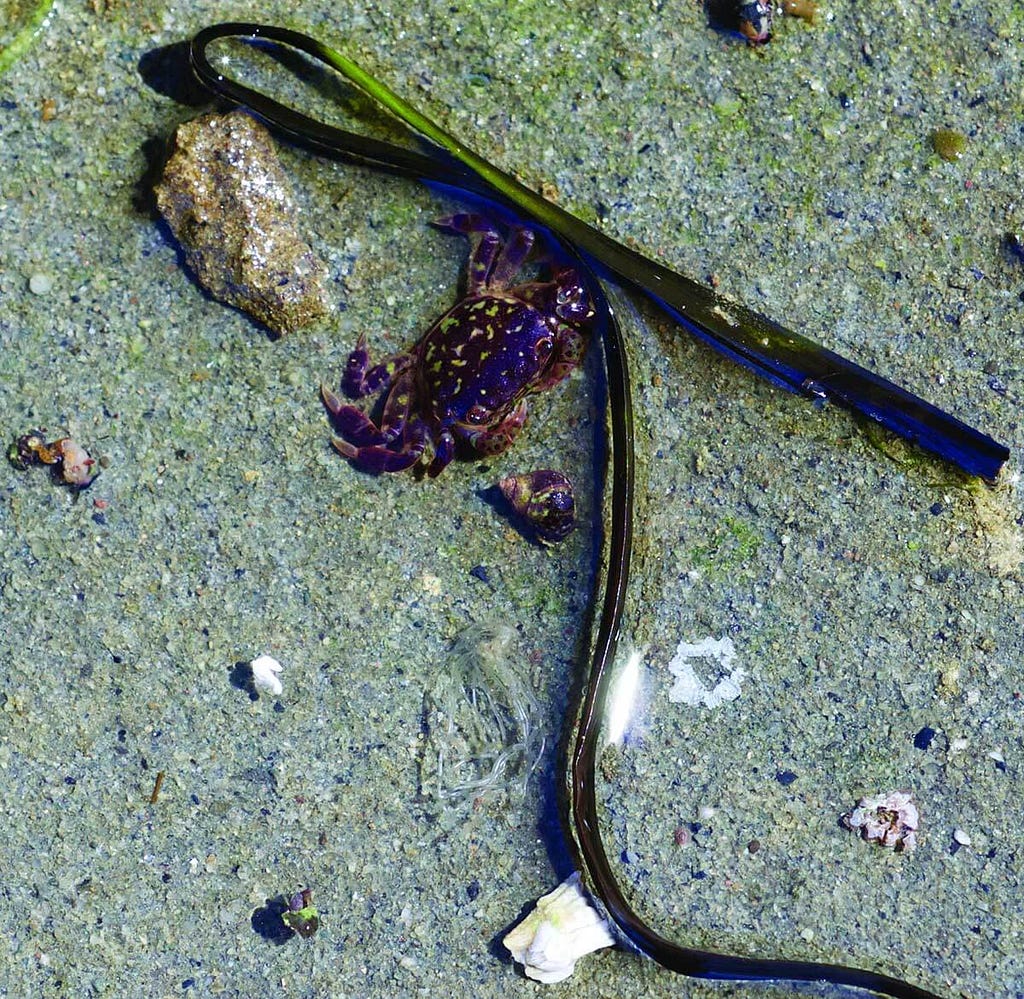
[666,636,746,708]
[251,655,284,696]
[503,873,615,984]
[842,790,919,852]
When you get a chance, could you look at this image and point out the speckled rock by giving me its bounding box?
[154,110,332,335]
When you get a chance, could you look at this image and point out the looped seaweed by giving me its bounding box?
[187,23,998,999]
[189,22,1007,483]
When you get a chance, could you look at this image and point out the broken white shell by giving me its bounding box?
[251,655,284,696]
[503,873,615,984]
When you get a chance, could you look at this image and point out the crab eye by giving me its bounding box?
[535,336,554,359]
[465,404,489,425]
[556,286,579,306]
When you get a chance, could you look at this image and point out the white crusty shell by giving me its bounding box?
[251,654,284,696]
[503,874,615,984]
[843,790,919,852]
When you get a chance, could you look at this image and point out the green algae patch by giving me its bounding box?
[930,128,968,162]
[0,0,55,76]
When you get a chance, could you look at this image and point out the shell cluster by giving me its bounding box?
[736,0,818,44]
[9,431,98,488]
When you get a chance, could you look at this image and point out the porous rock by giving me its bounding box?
[155,110,331,335]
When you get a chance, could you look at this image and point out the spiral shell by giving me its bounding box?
[499,470,576,545]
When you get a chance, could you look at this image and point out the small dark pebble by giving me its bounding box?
[466,878,480,901]
[92,512,107,525]
[914,726,936,750]
[469,565,490,583]
[776,770,798,786]
[929,502,944,516]
[747,839,761,854]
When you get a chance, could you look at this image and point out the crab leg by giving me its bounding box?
[490,226,534,287]
[533,324,587,391]
[337,417,428,473]
[435,213,535,292]
[342,333,411,397]
[434,214,502,292]
[319,391,392,447]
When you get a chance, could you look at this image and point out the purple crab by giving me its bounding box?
[321,213,594,476]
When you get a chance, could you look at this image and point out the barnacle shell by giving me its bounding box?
[8,432,98,488]
[499,470,576,544]
[842,790,919,852]
[503,873,615,984]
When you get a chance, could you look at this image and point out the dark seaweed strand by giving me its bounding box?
[189,23,1007,482]
[190,25,952,999]
[566,275,945,999]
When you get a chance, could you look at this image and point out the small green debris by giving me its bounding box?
[282,888,320,939]
[930,128,968,162]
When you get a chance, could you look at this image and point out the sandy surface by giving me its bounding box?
[1,2,1021,997]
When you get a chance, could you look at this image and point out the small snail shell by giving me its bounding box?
[499,470,576,545]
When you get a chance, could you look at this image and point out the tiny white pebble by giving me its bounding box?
[28,273,54,295]
[251,654,284,696]
[800,927,815,942]
[952,828,972,846]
